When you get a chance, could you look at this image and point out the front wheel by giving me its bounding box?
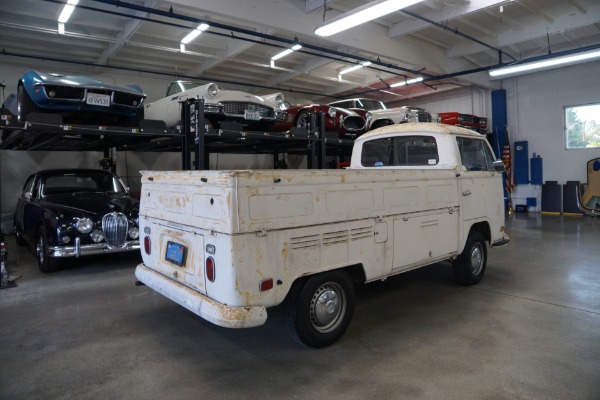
[36,227,60,273]
[17,84,39,122]
[453,231,487,285]
[294,110,311,129]
[285,270,355,348]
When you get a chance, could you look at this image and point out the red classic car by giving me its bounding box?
[434,112,487,133]
[274,103,367,138]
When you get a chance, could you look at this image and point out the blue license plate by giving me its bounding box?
[165,241,187,267]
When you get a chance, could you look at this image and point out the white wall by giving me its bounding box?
[396,61,600,210]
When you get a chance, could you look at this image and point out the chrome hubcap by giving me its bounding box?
[470,243,484,275]
[309,282,346,333]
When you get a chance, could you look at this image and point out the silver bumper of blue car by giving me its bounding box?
[49,238,140,258]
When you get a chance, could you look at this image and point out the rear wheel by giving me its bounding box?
[453,231,487,285]
[36,227,60,273]
[285,270,355,348]
[17,84,39,122]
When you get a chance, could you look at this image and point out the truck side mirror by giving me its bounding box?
[493,160,505,172]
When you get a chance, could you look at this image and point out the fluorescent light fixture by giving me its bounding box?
[390,76,423,87]
[339,61,372,76]
[271,44,303,61]
[315,0,424,36]
[181,23,209,45]
[58,0,79,24]
[58,22,65,35]
[489,49,600,78]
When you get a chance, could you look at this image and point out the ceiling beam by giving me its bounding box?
[186,27,275,77]
[162,0,448,76]
[449,2,600,59]
[516,0,554,23]
[95,0,158,65]
[566,0,587,15]
[305,0,337,13]
[389,0,506,38]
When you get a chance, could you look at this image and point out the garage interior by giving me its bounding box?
[1,0,599,399]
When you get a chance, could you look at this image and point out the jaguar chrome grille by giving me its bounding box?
[221,102,274,119]
[102,212,128,248]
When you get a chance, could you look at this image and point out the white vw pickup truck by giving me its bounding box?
[135,123,509,347]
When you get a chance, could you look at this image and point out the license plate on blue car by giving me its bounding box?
[86,92,110,107]
[165,241,187,267]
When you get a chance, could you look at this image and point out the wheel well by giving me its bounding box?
[286,264,366,301]
[469,221,491,243]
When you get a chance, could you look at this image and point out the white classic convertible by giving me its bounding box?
[145,81,286,130]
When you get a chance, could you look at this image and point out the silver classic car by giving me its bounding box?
[144,81,286,131]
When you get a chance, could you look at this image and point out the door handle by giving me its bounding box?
[462,189,472,196]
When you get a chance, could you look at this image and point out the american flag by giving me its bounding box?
[502,127,513,195]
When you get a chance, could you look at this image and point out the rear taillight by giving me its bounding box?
[206,257,215,282]
[144,236,151,255]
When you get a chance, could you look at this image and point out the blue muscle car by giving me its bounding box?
[9,70,146,126]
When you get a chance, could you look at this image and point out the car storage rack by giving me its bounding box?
[0,102,354,170]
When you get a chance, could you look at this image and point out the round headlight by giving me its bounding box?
[62,236,71,244]
[48,90,56,98]
[75,218,94,234]
[132,100,138,106]
[90,230,104,243]
[128,226,139,240]
[328,107,337,119]
[275,94,284,107]
[206,83,219,98]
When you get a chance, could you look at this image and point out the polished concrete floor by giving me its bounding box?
[0,213,599,400]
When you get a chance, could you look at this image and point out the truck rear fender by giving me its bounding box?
[285,263,367,303]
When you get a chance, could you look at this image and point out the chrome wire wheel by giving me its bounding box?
[295,111,310,129]
[309,282,347,333]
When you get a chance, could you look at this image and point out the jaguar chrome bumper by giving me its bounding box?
[49,238,140,258]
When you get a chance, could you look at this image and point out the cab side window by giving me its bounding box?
[457,137,494,171]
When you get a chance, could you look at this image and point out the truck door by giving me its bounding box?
[456,136,500,222]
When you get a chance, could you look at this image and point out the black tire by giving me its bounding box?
[453,231,487,285]
[17,84,39,122]
[285,270,355,348]
[14,231,27,246]
[295,110,311,129]
[36,227,60,273]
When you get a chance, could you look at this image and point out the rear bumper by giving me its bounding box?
[135,263,267,329]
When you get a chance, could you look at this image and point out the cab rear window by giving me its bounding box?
[361,136,439,167]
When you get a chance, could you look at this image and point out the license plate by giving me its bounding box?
[244,110,261,121]
[86,92,110,107]
[165,241,187,267]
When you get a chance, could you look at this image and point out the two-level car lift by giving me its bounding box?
[0,99,354,171]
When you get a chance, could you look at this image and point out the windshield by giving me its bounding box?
[166,81,203,96]
[42,173,127,195]
[358,99,386,111]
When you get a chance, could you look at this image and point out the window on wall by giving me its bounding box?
[565,103,600,149]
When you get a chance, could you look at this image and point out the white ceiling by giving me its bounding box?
[1,0,599,104]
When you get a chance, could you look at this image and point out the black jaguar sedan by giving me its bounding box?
[14,169,140,272]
